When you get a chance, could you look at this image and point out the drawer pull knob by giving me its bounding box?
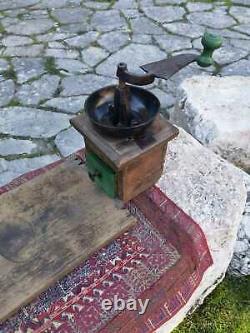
[88,171,101,182]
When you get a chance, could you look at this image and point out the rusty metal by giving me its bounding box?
[84,32,222,138]
[85,54,199,137]
[85,54,198,138]
[116,62,155,86]
[85,84,160,138]
[141,53,198,80]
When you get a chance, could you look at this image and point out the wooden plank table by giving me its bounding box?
[0,159,136,321]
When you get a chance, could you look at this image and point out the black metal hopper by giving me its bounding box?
[85,84,160,138]
[84,32,222,138]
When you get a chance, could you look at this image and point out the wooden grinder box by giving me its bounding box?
[71,113,179,202]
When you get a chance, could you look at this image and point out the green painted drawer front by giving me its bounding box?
[86,151,117,198]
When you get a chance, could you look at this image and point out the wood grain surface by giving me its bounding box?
[0,159,136,321]
[70,113,179,170]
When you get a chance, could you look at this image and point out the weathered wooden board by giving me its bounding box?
[0,160,136,321]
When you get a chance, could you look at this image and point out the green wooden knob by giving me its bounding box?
[197,32,222,68]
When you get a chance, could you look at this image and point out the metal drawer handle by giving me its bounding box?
[88,171,101,182]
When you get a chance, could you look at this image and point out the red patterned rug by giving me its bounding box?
[0,153,212,333]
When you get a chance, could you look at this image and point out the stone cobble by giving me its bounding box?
[0,0,249,185]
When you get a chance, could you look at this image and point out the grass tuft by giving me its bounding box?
[2,67,17,81]
[189,0,232,5]
[7,99,22,107]
[44,57,61,75]
[174,275,250,333]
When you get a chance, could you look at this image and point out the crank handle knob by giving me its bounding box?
[197,32,222,68]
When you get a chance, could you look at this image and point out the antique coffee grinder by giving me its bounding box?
[71,32,222,202]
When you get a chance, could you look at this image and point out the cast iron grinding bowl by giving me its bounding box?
[84,85,160,138]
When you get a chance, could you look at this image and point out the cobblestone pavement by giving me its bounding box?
[0,0,250,186]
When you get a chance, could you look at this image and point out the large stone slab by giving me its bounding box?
[221,58,250,76]
[96,44,165,77]
[2,36,33,47]
[154,34,192,53]
[156,128,246,332]
[33,0,81,9]
[91,10,126,32]
[230,6,250,25]
[55,59,89,75]
[61,74,115,96]
[55,127,84,157]
[143,5,185,23]
[171,75,250,279]
[163,22,204,39]
[0,155,59,187]
[187,8,236,29]
[2,45,44,57]
[81,46,109,67]
[171,76,250,173]
[0,107,71,138]
[64,32,99,49]
[0,0,39,10]
[43,96,86,114]
[4,19,54,35]
[131,16,165,35]
[229,172,250,276]
[98,31,129,53]
[0,138,38,156]
[0,59,9,72]
[12,58,45,83]
[51,8,91,24]
[45,48,79,59]
[0,80,15,107]
[16,75,60,105]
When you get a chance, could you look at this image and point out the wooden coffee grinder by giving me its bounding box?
[71,32,222,202]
